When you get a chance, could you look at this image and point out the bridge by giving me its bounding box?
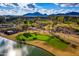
[0,31,79,56]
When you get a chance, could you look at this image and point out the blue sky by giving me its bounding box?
[36,3,79,10]
[0,3,79,15]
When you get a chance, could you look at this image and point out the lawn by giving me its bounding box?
[16,33,68,50]
[48,36,68,50]
[36,34,50,41]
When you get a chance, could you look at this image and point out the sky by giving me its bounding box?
[0,3,79,15]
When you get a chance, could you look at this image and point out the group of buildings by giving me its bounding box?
[0,24,16,28]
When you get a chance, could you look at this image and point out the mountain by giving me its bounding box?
[23,12,48,17]
[65,12,79,15]
[50,12,79,16]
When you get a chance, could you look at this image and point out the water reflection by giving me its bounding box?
[0,36,53,56]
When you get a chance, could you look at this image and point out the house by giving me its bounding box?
[0,24,16,28]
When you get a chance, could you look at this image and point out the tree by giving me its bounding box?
[24,20,28,24]
[57,16,64,23]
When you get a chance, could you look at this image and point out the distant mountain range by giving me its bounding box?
[23,12,47,17]
[23,12,79,17]
[55,12,79,16]
[1,12,79,17]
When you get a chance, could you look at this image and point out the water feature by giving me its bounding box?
[0,36,53,56]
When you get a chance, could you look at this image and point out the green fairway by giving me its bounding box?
[36,34,50,41]
[16,33,68,50]
[48,36,68,50]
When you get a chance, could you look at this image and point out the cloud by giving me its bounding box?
[55,3,79,7]
[0,3,37,15]
[12,3,19,6]
[0,3,79,15]
[27,3,35,9]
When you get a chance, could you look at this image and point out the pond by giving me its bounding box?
[0,36,54,56]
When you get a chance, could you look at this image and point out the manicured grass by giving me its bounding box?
[48,36,68,50]
[36,34,50,41]
[16,33,68,50]
[16,34,27,41]
[16,34,34,41]
[16,33,50,41]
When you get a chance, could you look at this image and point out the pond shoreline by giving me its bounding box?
[0,32,79,56]
[0,36,55,56]
[16,40,55,56]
